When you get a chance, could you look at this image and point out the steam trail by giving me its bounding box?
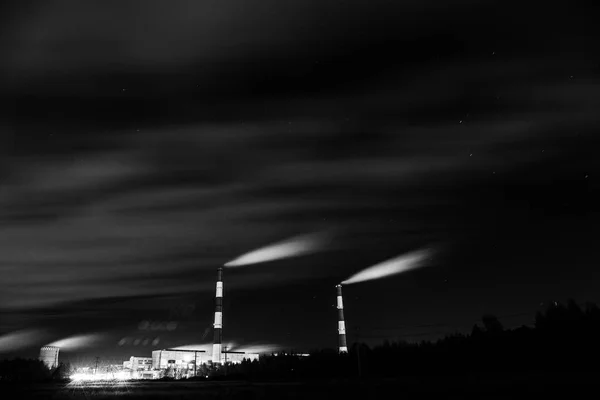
[0,329,45,353]
[46,333,102,350]
[342,248,433,285]
[224,233,325,267]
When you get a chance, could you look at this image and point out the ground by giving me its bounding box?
[3,374,598,399]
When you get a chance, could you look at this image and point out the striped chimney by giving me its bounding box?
[336,284,348,353]
[212,267,223,364]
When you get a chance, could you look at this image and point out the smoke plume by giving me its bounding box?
[224,233,326,267]
[342,247,434,285]
[46,333,102,350]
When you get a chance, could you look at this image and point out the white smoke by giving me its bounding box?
[171,343,212,352]
[232,344,284,354]
[46,333,102,350]
[173,342,237,353]
[0,329,46,353]
[342,248,434,285]
[224,233,325,267]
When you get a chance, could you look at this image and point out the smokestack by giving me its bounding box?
[212,267,223,364]
[336,284,348,353]
[39,346,59,369]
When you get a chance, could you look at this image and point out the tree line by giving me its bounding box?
[216,299,600,379]
[0,359,71,382]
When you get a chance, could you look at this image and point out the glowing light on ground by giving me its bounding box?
[224,233,326,267]
[70,372,131,381]
[342,248,434,285]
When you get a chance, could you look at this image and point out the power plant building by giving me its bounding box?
[114,266,259,380]
[151,348,258,370]
[218,351,259,364]
[39,346,60,369]
[152,349,208,371]
[123,356,153,371]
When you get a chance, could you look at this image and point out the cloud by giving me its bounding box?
[0,1,598,359]
[2,0,478,81]
[0,62,597,311]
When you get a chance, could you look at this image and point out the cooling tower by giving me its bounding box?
[336,284,348,353]
[39,346,60,369]
[212,267,223,364]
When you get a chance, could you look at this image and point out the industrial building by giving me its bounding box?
[152,349,208,372]
[151,349,258,372]
[123,356,153,371]
[39,346,59,369]
[217,351,259,364]
[62,265,263,380]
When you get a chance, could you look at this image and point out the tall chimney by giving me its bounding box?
[212,267,224,364]
[336,284,348,353]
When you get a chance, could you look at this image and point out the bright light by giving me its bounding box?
[224,233,326,267]
[70,372,132,382]
[70,373,86,381]
[172,343,212,352]
[342,248,434,285]
[115,371,132,380]
[233,344,283,354]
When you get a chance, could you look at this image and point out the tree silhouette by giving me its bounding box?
[481,314,504,334]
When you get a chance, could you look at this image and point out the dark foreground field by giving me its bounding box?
[4,373,599,399]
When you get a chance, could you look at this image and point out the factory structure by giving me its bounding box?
[39,346,60,369]
[122,356,153,371]
[41,266,260,379]
[130,267,258,378]
[39,268,349,379]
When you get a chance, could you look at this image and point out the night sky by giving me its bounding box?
[1,1,599,366]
